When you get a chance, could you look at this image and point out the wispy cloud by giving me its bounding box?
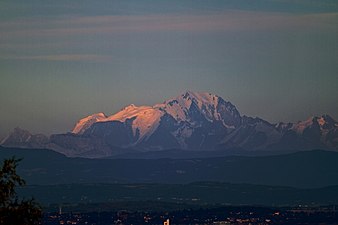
[1,54,112,62]
[1,11,337,40]
[0,10,337,63]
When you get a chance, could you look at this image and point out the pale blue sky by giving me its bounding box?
[0,0,337,137]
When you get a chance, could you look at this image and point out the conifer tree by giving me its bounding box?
[0,158,42,225]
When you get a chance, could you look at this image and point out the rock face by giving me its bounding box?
[1,91,337,158]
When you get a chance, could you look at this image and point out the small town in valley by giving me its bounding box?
[43,205,338,225]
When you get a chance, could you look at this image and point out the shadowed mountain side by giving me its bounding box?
[1,146,338,188]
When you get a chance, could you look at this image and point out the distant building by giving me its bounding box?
[164,219,170,225]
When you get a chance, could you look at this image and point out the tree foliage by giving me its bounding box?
[0,157,42,225]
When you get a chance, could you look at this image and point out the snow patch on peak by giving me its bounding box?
[178,91,220,109]
[292,115,334,133]
[155,91,222,122]
[317,117,326,126]
[286,115,338,136]
[318,115,337,126]
[108,105,164,141]
[183,91,218,104]
[275,122,293,132]
[122,104,137,111]
[154,91,240,129]
[108,105,153,122]
[73,105,164,142]
[72,113,107,134]
[292,116,315,134]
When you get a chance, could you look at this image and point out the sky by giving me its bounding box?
[0,0,337,138]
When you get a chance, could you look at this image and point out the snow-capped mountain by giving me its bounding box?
[272,115,338,150]
[67,91,242,151]
[72,91,241,136]
[1,91,337,158]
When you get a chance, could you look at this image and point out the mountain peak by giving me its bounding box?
[1,127,48,148]
[122,104,138,110]
[180,91,219,104]
[1,127,31,145]
[154,91,241,128]
[317,114,338,129]
[72,112,107,134]
[292,114,337,134]
[319,114,337,124]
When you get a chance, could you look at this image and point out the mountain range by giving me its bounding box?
[1,91,337,158]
